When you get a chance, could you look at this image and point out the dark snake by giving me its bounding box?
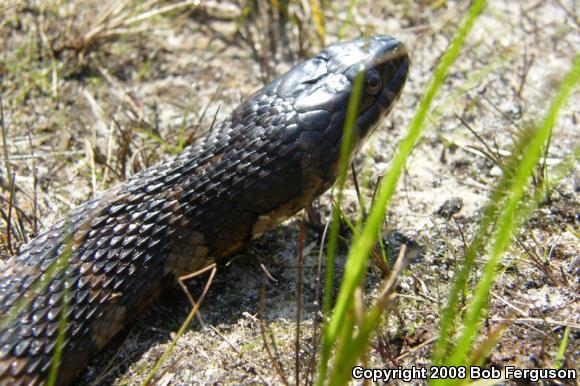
[0,35,409,385]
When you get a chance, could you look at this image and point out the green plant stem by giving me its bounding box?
[445,54,579,368]
[318,71,364,380]
[317,1,487,383]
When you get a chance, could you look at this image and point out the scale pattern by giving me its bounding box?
[0,35,409,385]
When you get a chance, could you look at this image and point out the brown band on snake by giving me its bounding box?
[0,35,409,385]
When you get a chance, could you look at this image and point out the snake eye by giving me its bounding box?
[366,71,382,95]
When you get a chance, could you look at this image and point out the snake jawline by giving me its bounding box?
[0,35,409,385]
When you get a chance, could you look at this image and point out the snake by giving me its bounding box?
[0,35,409,385]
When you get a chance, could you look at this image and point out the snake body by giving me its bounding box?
[0,35,408,385]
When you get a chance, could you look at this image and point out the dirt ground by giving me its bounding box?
[0,0,578,385]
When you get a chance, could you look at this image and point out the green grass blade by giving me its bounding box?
[318,1,487,383]
[318,71,364,381]
[338,0,357,39]
[469,318,511,367]
[555,326,570,369]
[445,54,579,369]
[309,0,326,45]
[323,72,364,316]
[0,236,74,331]
[432,144,524,365]
[432,142,579,375]
[46,239,74,386]
[142,265,216,385]
[329,249,407,384]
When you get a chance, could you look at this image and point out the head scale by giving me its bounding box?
[274,35,409,177]
[232,35,408,188]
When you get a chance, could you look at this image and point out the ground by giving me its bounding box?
[0,0,578,385]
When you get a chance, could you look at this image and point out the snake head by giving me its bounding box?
[273,35,409,180]
[227,35,409,213]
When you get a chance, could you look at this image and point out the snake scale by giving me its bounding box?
[0,35,409,385]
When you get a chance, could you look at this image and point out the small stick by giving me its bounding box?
[28,130,39,236]
[6,172,16,255]
[143,263,217,385]
[259,280,289,386]
[295,217,306,385]
[351,163,367,219]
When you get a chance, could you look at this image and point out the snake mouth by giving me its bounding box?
[382,47,409,100]
[370,37,410,111]
[354,40,409,139]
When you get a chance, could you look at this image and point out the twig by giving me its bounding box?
[490,318,580,329]
[455,113,503,168]
[1,96,12,184]
[395,337,438,362]
[259,263,278,282]
[207,324,270,383]
[90,330,141,386]
[516,47,534,98]
[309,217,331,383]
[27,131,38,236]
[351,163,366,220]
[259,284,290,386]
[143,263,217,385]
[1,98,16,254]
[295,218,305,386]
[480,93,522,131]
[6,172,16,254]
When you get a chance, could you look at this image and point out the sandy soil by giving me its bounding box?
[0,0,578,385]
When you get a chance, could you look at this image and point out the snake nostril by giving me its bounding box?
[0,35,409,386]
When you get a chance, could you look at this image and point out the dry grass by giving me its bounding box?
[1,0,578,385]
